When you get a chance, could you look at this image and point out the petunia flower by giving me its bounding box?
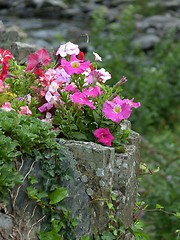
[70,92,96,109]
[1,102,13,112]
[48,81,59,93]
[19,106,32,115]
[64,83,78,93]
[84,70,103,85]
[55,68,71,84]
[94,127,114,147]
[26,48,51,72]
[102,96,140,123]
[61,54,90,75]
[93,51,102,61]
[0,49,14,64]
[38,102,54,112]
[96,68,111,83]
[83,85,103,98]
[56,42,80,57]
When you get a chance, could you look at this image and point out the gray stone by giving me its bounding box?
[11,41,40,63]
[0,213,13,239]
[132,34,160,49]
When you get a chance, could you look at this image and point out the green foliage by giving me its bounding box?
[0,110,76,239]
[140,125,180,239]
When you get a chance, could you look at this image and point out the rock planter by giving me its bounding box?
[0,131,140,239]
[0,28,141,239]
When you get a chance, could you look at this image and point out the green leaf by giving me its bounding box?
[101,231,116,240]
[156,204,164,209]
[71,132,87,141]
[38,230,62,240]
[49,187,68,204]
[106,202,114,210]
[175,212,180,219]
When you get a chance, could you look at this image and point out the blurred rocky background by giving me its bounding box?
[0,0,180,50]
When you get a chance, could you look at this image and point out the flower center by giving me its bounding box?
[113,105,121,113]
[71,61,80,68]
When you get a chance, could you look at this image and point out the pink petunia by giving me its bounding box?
[94,127,114,147]
[96,68,111,83]
[70,92,96,109]
[84,70,103,85]
[19,106,32,115]
[1,102,13,112]
[83,85,103,98]
[64,83,78,93]
[102,96,140,123]
[26,48,51,72]
[61,54,90,75]
[38,102,54,112]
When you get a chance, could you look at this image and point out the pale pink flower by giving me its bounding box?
[1,102,13,112]
[97,68,111,83]
[19,106,32,115]
[41,112,53,123]
[84,70,103,85]
[61,54,90,75]
[93,51,102,61]
[83,85,103,98]
[45,91,60,104]
[48,81,59,93]
[38,91,61,113]
[55,68,71,83]
[102,96,140,123]
[56,42,80,57]
[40,69,57,87]
[70,92,96,109]
[94,128,114,147]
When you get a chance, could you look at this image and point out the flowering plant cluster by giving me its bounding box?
[0,42,140,148]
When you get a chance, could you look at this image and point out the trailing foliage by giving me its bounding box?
[0,110,76,239]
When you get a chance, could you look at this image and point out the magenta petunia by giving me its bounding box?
[61,54,90,75]
[64,83,78,93]
[102,96,140,123]
[83,85,103,98]
[70,92,96,109]
[93,127,114,147]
